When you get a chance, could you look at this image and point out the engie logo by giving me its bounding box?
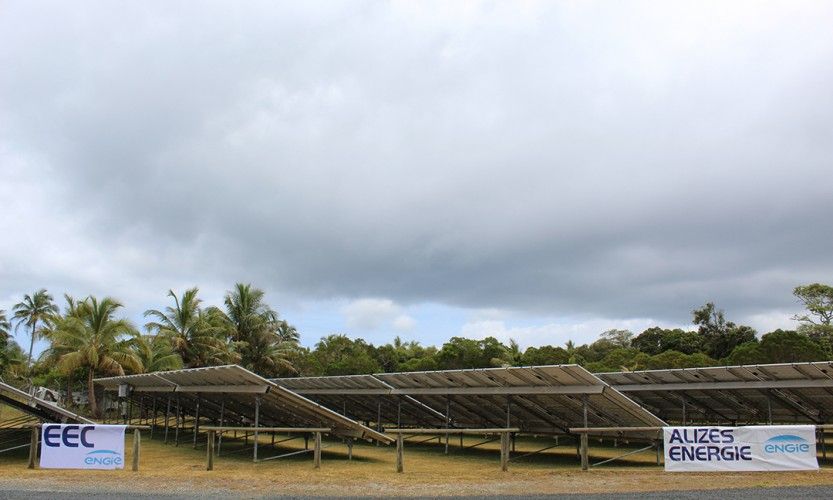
[84,450,123,466]
[763,435,811,454]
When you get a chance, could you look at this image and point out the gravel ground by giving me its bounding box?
[1,485,832,499]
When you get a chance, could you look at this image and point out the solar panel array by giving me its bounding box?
[598,361,833,424]
[94,365,391,442]
[276,365,666,434]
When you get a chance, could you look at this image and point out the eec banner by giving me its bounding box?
[663,425,818,472]
[40,424,126,469]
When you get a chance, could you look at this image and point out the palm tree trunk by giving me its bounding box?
[87,367,99,418]
[27,323,36,386]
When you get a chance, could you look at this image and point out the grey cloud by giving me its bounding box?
[2,1,832,324]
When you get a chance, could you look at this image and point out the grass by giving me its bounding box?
[0,430,831,496]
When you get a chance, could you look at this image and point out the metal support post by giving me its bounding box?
[376,398,382,447]
[193,397,200,449]
[253,395,260,462]
[444,397,450,455]
[347,438,353,460]
[164,397,171,444]
[150,397,157,439]
[217,401,224,455]
[174,399,181,446]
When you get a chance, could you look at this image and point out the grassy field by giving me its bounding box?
[1,431,832,496]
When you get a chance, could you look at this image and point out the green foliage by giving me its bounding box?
[632,327,702,355]
[435,336,508,370]
[520,345,569,366]
[309,334,379,375]
[144,288,238,368]
[793,283,833,326]
[644,350,716,370]
[692,302,757,359]
[130,334,184,373]
[758,329,827,363]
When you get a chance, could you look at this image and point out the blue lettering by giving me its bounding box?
[670,429,683,444]
[44,425,62,447]
[80,427,94,448]
[63,426,80,447]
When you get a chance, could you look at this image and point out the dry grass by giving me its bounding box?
[0,431,831,497]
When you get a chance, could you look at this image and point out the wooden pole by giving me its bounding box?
[580,433,589,471]
[131,429,141,472]
[314,432,322,469]
[395,433,404,473]
[500,432,509,472]
[27,427,38,469]
[206,430,215,471]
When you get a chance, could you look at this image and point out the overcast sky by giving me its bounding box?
[2,1,832,353]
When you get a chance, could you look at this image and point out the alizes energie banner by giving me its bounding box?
[663,425,818,472]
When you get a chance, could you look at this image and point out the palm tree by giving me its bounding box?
[12,289,58,377]
[130,335,183,373]
[223,283,277,341]
[223,283,297,376]
[144,288,235,367]
[50,296,141,417]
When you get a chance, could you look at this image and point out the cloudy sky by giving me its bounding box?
[2,1,832,354]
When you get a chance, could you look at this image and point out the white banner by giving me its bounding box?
[40,424,126,469]
[663,425,818,472]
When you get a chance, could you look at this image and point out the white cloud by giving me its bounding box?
[392,314,416,332]
[342,298,415,332]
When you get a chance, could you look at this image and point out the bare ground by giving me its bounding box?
[1,432,831,497]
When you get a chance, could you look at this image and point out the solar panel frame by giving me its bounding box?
[598,361,833,424]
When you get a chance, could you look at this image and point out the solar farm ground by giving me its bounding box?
[1,432,832,497]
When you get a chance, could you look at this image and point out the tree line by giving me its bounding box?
[1,282,832,417]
